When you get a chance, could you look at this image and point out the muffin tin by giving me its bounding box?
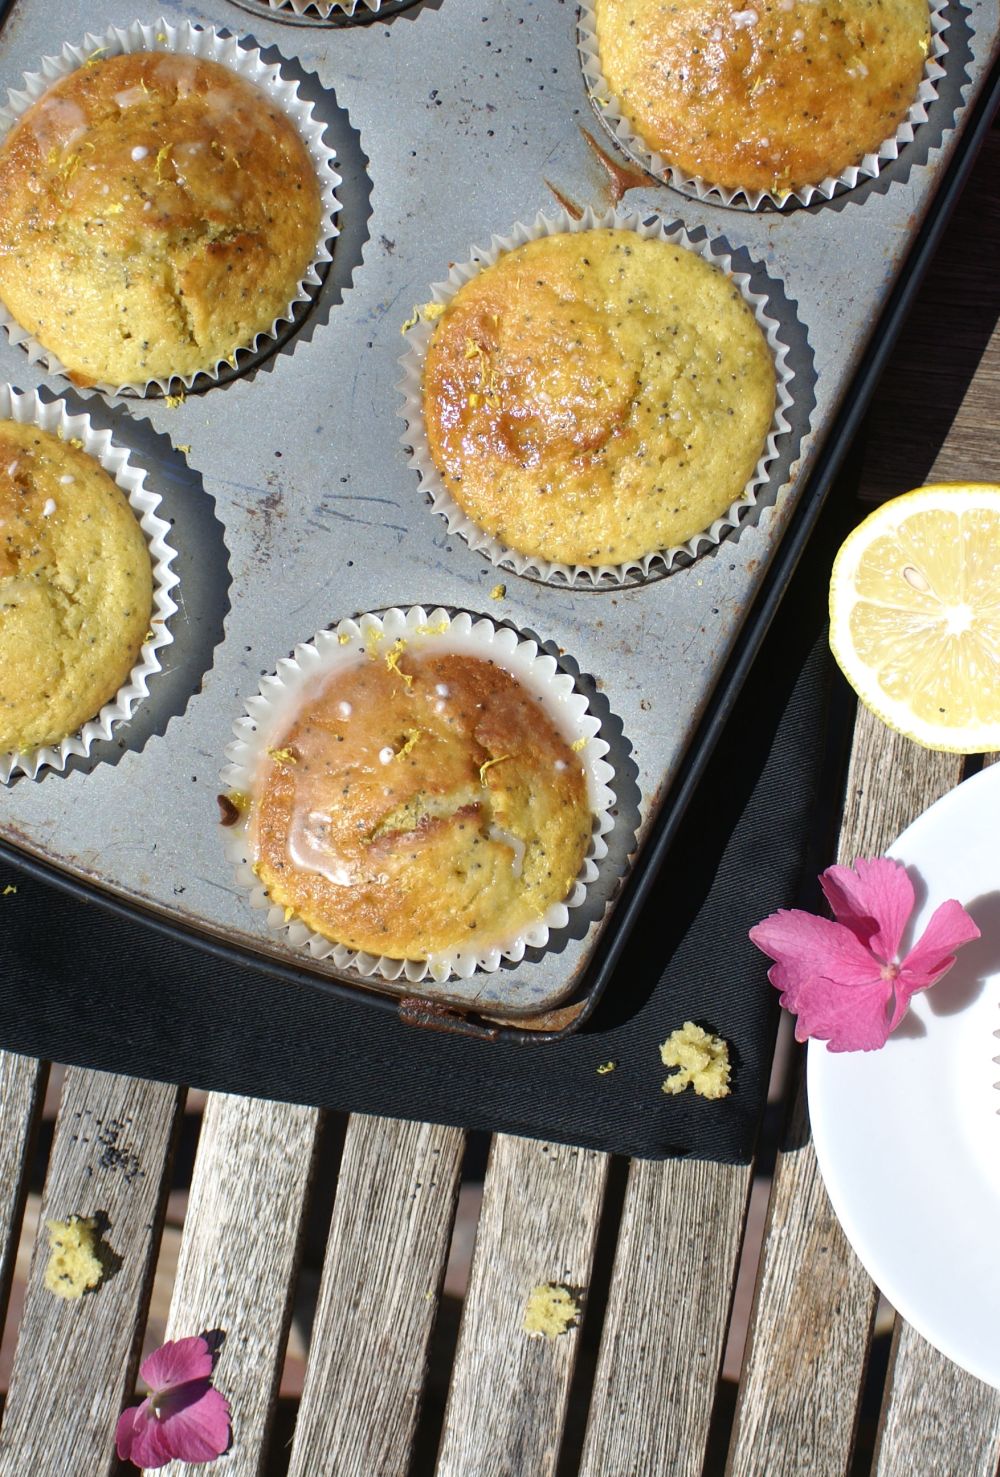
[0,0,997,1037]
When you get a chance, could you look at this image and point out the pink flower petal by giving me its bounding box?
[140,1335,214,1393]
[115,1401,147,1462]
[787,973,895,1052]
[156,1384,231,1464]
[119,1401,177,1469]
[749,910,884,1000]
[819,857,914,961]
[900,897,982,986]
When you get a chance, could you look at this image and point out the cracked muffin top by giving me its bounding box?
[251,643,592,961]
[0,51,323,387]
[0,420,152,753]
[421,229,776,568]
[594,0,930,196]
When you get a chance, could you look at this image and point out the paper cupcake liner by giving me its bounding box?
[577,0,949,209]
[398,206,795,588]
[0,18,341,396]
[0,386,180,782]
[261,0,384,17]
[221,605,616,984]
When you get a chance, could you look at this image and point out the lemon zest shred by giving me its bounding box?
[596,1060,616,1075]
[570,736,588,752]
[385,638,413,688]
[415,619,449,636]
[267,747,297,766]
[401,300,447,335]
[2,885,16,896]
[479,754,511,785]
[394,729,422,761]
[164,392,186,409]
[338,631,352,645]
[177,443,192,454]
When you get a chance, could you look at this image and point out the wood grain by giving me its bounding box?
[578,1158,752,1477]
[0,1054,46,1337]
[435,1135,609,1477]
[872,1321,1000,1475]
[148,1094,322,1477]
[725,711,964,1477]
[287,1116,464,1477]
[0,1069,182,1475]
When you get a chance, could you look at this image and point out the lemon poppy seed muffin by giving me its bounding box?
[252,646,592,960]
[594,0,931,195]
[0,422,153,753]
[420,229,776,567]
[0,52,323,387]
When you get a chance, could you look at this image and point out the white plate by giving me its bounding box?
[808,761,1000,1388]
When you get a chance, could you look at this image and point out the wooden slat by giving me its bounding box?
[435,1135,609,1477]
[148,1094,322,1477]
[579,1157,752,1477]
[726,713,964,1477]
[0,1069,182,1475]
[0,1053,46,1331]
[287,1116,464,1477]
[872,1322,1000,1475]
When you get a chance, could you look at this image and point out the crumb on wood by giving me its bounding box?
[660,1021,731,1099]
[43,1215,104,1300]
[523,1283,581,1338]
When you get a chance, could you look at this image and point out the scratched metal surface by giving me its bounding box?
[0,0,996,1014]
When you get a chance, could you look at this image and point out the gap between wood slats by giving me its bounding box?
[145,1094,323,1477]
[0,1068,184,1476]
[578,1157,753,1477]
[434,1135,610,1477]
[0,1055,46,1361]
[287,1115,465,1477]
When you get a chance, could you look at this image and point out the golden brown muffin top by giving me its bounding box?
[252,646,592,961]
[0,52,323,385]
[594,0,930,194]
[421,230,776,567]
[0,420,152,752]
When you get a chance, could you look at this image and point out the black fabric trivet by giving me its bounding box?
[0,491,856,1163]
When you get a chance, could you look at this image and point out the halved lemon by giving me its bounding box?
[829,483,1000,753]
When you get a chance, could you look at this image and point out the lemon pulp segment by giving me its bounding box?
[829,484,1000,753]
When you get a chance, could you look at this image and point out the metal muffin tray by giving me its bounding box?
[0,0,997,1038]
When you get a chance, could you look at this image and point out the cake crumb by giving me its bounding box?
[44,1216,104,1300]
[523,1284,580,1338]
[660,1022,731,1099]
[490,583,506,600]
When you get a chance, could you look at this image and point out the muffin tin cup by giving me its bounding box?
[0,18,342,396]
[221,605,617,985]
[0,386,180,783]
[577,0,949,210]
[398,205,795,589]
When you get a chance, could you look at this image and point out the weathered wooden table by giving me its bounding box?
[0,133,996,1477]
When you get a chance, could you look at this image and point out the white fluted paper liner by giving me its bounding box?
[265,0,384,16]
[0,19,341,396]
[221,606,617,984]
[577,0,949,209]
[0,386,179,782]
[398,205,794,588]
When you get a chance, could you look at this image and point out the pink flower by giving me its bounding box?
[116,1335,230,1470]
[749,856,980,1051]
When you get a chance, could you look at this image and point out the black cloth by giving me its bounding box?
[0,498,853,1164]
